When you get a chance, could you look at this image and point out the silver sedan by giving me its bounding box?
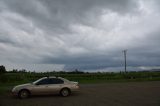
[12,76,79,99]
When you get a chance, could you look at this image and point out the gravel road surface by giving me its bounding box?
[0,81,160,106]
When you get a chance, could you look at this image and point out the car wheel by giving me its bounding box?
[60,88,70,97]
[18,90,30,99]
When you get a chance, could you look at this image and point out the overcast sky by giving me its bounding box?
[0,0,160,72]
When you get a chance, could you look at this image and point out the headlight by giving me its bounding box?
[12,86,18,92]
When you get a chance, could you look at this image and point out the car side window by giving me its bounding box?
[50,78,64,84]
[36,78,50,85]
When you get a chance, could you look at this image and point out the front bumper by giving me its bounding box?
[11,88,19,96]
[12,91,18,96]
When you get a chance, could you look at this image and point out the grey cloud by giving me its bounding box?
[2,0,138,34]
[0,34,15,45]
[0,0,160,71]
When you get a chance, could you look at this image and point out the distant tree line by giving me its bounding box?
[6,67,85,74]
[0,65,6,74]
[10,69,27,73]
[1,65,160,75]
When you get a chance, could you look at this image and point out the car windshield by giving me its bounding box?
[32,77,46,85]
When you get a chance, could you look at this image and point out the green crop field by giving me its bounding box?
[0,71,160,95]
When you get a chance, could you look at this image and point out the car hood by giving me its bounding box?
[13,83,32,91]
[16,83,32,88]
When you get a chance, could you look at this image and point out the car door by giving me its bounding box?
[32,78,51,95]
[47,78,64,94]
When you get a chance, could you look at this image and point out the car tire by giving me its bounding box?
[60,88,70,97]
[18,89,30,99]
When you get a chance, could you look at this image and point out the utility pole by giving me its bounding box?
[122,50,127,73]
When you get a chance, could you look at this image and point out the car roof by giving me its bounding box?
[42,76,64,79]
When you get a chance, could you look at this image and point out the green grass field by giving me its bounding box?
[0,71,160,95]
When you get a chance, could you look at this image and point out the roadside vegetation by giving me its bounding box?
[0,65,160,95]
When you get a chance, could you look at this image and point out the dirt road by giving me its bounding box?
[1,81,160,106]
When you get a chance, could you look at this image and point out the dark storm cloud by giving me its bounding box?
[0,0,160,71]
[2,0,138,34]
